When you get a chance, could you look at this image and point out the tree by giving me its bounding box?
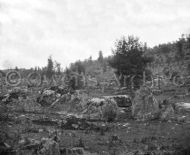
[89,56,92,61]
[175,35,186,61]
[88,56,93,65]
[54,61,61,75]
[109,36,151,87]
[15,66,19,71]
[98,51,104,64]
[46,56,54,79]
[70,61,85,74]
[175,34,190,61]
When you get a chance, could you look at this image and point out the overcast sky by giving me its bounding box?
[0,0,190,69]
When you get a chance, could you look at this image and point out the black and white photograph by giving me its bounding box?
[0,0,190,154]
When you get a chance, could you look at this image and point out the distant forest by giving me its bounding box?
[1,34,190,89]
[66,34,190,87]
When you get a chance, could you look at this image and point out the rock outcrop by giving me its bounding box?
[132,86,159,121]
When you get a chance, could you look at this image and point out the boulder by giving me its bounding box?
[62,115,89,130]
[175,102,190,112]
[37,86,74,106]
[83,98,106,120]
[37,89,57,106]
[132,86,159,121]
[83,98,118,122]
[61,114,110,132]
[103,95,132,107]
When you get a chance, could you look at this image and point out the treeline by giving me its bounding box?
[5,33,190,89]
[66,34,190,88]
[67,51,108,75]
[146,34,190,79]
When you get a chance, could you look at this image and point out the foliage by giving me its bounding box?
[108,36,152,87]
[98,51,104,64]
[8,33,190,90]
[175,34,190,61]
[46,56,54,79]
[70,61,85,74]
[54,61,61,75]
[146,34,190,78]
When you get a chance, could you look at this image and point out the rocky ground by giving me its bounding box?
[0,86,190,155]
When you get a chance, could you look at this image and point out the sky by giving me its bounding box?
[0,0,190,69]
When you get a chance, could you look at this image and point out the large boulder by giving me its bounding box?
[175,102,190,112]
[37,89,58,106]
[103,95,133,119]
[83,98,118,122]
[62,114,89,130]
[103,95,132,107]
[82,98,107,120]
[132,86,159,121]
[61,114,110,132]
[37,86,74,106]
